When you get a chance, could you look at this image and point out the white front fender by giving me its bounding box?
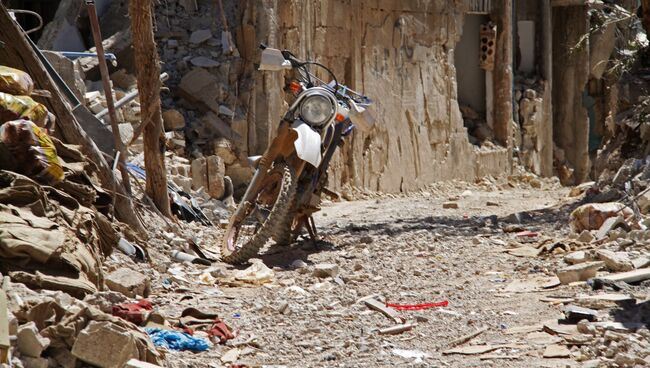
[291,121,322,168]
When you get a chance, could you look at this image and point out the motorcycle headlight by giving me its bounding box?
[300,94,334,126]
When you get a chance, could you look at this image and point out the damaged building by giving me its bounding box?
[2,0,636,194]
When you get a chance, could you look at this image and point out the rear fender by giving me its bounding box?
[291,120,321,168]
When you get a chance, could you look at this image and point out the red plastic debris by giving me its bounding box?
[515,230,539,238]
[385,300,449,310]
[208,319,235,344]
[112,299,153,325]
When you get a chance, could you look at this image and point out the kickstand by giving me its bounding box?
[306,216,318,241]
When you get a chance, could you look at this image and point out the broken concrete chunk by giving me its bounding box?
[162,109,185,131]
[191,157,208,191]
[565,251,589,265]
[218,105,235,117]
[178,68,222,113]
[312,263,339,278]
[189,29,212,44]
[19,356,49,368]
[206,155,225,199]
[577,230,595,243]
[596,250,634,272]
[220,347,240,363]
[570,203,633,233]
[577,320,597,335]
[556,261,604,284]
[595,215,629,240]
[632,256,650,269]
[213,138,237,165]
[542,344,571,358]
[575,293,636,310]
[17,322,50,358]
[563,305,598,323]
[105,268,150,298]
[190,56,220,68]
[569,181,596,197]
[72,321,140,368]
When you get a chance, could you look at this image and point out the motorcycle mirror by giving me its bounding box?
[349,99,375,133]
[259,47,292,71]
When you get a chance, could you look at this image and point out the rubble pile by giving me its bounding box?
[496,183,650,366]
[459,104,495,147]
[0,56,232,366]
[152,0,254,198]
[0,63,164,367]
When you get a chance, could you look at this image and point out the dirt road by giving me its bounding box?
[156,178,595,367]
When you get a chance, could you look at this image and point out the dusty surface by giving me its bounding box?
[149,177,616,367]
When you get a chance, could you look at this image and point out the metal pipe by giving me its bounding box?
[85,0,132,195]
[59,51,117,61]
[95,72,169,119]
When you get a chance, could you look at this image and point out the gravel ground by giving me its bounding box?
[145,177,624,368]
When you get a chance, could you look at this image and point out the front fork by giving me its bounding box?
[230,120,305,225]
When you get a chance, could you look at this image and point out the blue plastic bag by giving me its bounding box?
[144,328,211,352]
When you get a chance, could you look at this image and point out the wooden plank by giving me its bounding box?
[443,344,528,356]
[363,298,403,323]
[377,322,417,335]
[447,327,489,348]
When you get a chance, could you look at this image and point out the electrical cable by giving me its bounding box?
[8,9,43,35]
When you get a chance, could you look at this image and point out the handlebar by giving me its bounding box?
[259,43,371,106]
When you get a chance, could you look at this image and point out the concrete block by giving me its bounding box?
[206,155,225,199]
[162,109,185,131]
[313,263,339,278]
[16,322,49,358]
[596,250,634,272]
[105,268,150,298]
[71,321,139,368]
[191,157,208,191]
[556,261,604,284]
[189,29,212,44]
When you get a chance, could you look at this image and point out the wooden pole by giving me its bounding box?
[492,0,513,149]
[129,0,172,217]
[86,0,132,195]
[0,5,146,234]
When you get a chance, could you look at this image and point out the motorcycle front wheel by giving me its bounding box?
[221,162,297,264]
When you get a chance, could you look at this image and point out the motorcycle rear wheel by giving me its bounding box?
[221,162,297,264]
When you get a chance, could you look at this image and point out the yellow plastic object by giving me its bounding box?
[0,119,64,184]
[0,66,34,95]
[0,92,49,127]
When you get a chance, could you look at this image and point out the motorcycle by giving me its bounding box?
[221,44,374,264]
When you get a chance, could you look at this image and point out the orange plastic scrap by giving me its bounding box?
[0,92,49,127]
[0,66,34,95]
[0,119,64,184]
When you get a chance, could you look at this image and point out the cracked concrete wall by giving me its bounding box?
[241,0,510,193]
